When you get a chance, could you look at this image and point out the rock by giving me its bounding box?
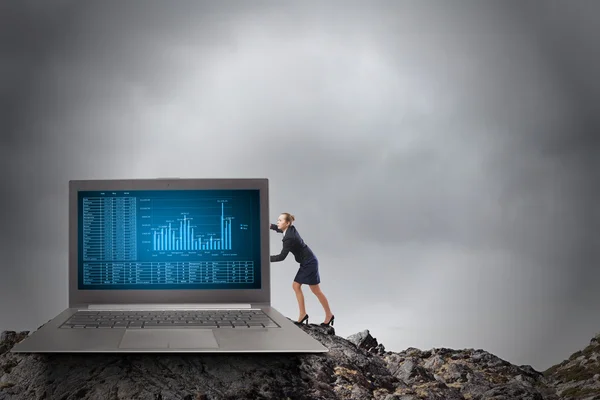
[519,364,545,379]
[1,324,398,400]
[544,331,600,400]
[481,380,545,399]
[423,355,445,370]
[6,323,599,399]
[0,331,28,356]
[346,330,386,356]
[383,346,560,400]
[395,357,436,384]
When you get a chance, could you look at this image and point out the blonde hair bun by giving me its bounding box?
[282,212,295,223]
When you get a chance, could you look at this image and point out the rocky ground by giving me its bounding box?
[1,322,599,399]
[543,332,600,400]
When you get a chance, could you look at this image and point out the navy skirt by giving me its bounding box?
[294,257,320,285]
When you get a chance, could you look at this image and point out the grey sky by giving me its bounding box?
[1,0,598,371]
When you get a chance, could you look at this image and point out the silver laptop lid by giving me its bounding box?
[68,178,270,307]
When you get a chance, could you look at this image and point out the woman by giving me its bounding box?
[270,212,334,327]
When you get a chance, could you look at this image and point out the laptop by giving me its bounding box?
[11,178,328,353]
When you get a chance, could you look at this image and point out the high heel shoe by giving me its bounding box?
[320,315,334,326]
[295,314,309,325]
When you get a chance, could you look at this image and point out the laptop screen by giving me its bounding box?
[77,189,261,290]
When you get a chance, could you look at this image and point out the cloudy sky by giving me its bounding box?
[1,0,598,371]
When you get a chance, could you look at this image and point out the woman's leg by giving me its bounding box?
[309,284,333,323]
[292,281,307,321]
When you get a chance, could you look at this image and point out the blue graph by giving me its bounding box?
[152,202,232,251]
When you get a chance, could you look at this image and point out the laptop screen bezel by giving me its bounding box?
[68,178,270,307]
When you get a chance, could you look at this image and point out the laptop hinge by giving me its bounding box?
[86,303,252,310]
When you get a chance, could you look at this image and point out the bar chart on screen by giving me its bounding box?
[151,202,233,251]
[140,196,246,257]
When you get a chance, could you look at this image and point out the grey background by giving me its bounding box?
[1,0,598,372]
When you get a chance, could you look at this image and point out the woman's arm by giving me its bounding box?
[270,238,292,262]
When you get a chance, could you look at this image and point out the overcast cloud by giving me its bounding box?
[1,0,598,371]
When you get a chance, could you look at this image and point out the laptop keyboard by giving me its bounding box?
[59,309,279,329]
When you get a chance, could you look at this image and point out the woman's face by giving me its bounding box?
[276,214,290,230]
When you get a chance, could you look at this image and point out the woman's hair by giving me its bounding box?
[281,212,295,224]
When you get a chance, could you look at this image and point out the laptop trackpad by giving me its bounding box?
[119,329,219,349]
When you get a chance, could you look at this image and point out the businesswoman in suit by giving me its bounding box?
[270,213,334,326]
